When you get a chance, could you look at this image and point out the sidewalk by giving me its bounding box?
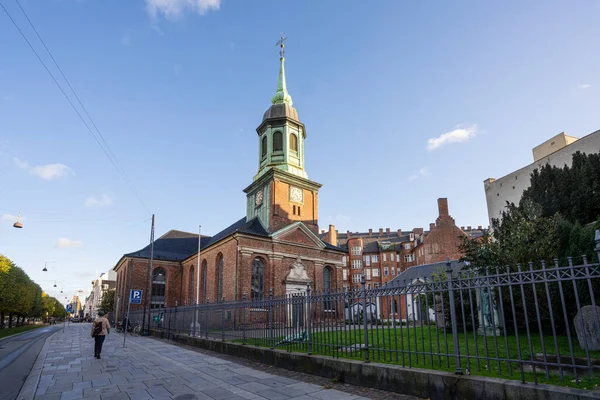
[20,323,388,400]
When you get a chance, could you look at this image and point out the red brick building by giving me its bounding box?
[114,53,346,321]
[320,198,486,292]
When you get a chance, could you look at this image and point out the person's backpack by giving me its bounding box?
[93,321,103,336]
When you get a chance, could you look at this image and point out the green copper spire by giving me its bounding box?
[271,35,293,106]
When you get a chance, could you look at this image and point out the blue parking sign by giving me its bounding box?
[66,304,73,313]
[130,290,142,304]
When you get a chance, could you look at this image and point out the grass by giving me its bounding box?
[231,325,600,390]
[0,324,44,339]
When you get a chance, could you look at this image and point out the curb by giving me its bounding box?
[16,329,58,400]
[0,326,46,342]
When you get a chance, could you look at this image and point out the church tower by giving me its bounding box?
[244,37,322,234]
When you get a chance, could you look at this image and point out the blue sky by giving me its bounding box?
[1,0,599,303]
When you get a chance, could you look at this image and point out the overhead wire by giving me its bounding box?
[0,0,151,215]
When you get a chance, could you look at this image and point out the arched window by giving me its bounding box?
[289,133,298,152]
[216,255,224,302]
[189,265,195,305]
[202,260,208,303]
[151,268,166,309]
[273,131,283,151]
[323,266,333,310]
[251,258,265,302]
[261,135,267,157]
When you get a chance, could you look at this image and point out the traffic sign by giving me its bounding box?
[130,290,142,304]
[66,304,73,313]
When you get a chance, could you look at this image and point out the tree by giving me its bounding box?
[99,289,115,313]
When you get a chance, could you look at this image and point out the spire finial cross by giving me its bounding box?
[276,33,287,58]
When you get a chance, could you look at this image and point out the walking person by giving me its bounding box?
[91,310,110,359]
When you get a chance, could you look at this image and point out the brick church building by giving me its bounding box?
[113,47,346,319]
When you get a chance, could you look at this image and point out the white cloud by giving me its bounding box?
[427,124,478,151]
[121,35,131,46]
[174,63,183,76]
[1,214,17,222]
[146,0,221,19]
[579,83,591,89]
[84,194,112,207]
[56,237,83,249]
[14,158,73,180]
[408,166,431,182]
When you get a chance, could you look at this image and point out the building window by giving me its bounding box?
[365,268,371,280]
[374,283,381,288]
[189,265,195,305]
[343,269,348,281]
[323,266,333,309]
[372,268,380,277]
[383,253,387,262]
[404,244,411,250]
[364,255,371,266]
[290,133,298,152]
[216,255,224,302]
[273,131,283,151]
[251,258,265,302]
[352,274,362,283]
[202,260,208,303]
[151,268,166,309]
[391,267,395,275]
[342,256,347,265]
[372,255,379,262]
[396,254,400,262]
[352,260,362,269]
[404,254,414,262]
[261,135,267,157]
[383,267,389,276]
[351,246,362,255]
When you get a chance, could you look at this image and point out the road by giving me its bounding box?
[0,325,60,400]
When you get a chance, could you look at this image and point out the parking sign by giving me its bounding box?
[66,304,73,313]
[130,290,142,304]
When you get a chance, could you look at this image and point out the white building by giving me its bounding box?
[484,130,600,225]
[89,270,116,318]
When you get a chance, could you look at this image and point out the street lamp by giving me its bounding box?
[13,214,22,229]
[42,262,48,272]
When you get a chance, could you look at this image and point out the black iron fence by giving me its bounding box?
[125,231,600,385]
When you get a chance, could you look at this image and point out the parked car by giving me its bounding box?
[71,317,81,323]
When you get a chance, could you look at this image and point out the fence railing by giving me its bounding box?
[124,234,600,385]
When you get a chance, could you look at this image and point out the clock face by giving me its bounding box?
[290,186,303,203]
[255,190,263,206]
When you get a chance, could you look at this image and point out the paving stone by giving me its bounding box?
[255,389,292,400]
[72,381,92,391]
[45,384,74,394]
[202,387,241,400]
[236,382,273,394]
[126,388,153,399]
[59,389,83,400]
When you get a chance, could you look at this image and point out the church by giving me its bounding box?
[113,41,346,318]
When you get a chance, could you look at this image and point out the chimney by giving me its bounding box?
[386,228,390,234]
[397,229,402,237]
[320,229,325,234]
[429,223,435,230]
[461,226,465,230]
[346,230,351,238]
[467,226,471,230]
[328,224,337,245]
[478,225,482,230]
[438,198,449,217]
[368,229,372,235]
[379,228,383,234]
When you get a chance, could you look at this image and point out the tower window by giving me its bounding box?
[273,131,283,151]
[289,133,298,152]
[261,136,267,157]
[293,205,296,215]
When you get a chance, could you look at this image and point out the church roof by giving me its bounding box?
[121,217,269,263]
